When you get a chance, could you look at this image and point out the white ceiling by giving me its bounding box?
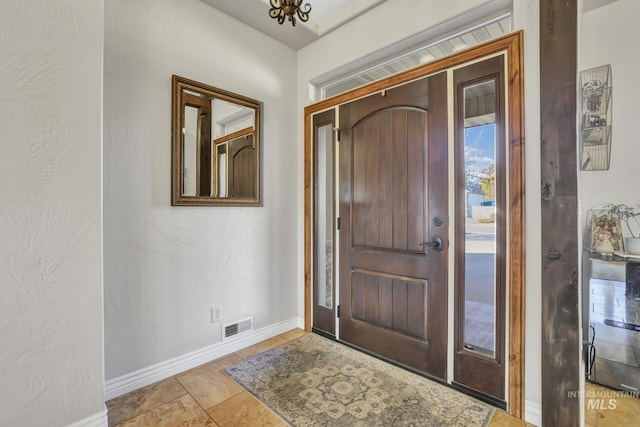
[200,0,387,50]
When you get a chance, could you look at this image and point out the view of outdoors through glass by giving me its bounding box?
[462,80,497,357]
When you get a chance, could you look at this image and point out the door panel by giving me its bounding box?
[339,73,448,379]
[351,109,426,252]
[350,270,427,339]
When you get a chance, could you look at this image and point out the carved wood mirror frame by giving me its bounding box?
[171,75,262,206]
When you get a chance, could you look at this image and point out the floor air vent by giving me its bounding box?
[222,317,253,340]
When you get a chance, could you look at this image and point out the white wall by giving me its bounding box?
[514,1,542,422]
[0,0,105,426]
[296,0,543,422]
[580,0,640,212]
[104,0,298,380]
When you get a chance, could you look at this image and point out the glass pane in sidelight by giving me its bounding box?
[315,123,334,309]
[462,80,497,358]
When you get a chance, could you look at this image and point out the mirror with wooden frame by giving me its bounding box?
[171,75,262,206]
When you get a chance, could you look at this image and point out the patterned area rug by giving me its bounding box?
[224,333,494,426]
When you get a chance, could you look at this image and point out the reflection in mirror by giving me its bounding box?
[182,92,212,197]
[171,75,261,206]
[214,126,255,198]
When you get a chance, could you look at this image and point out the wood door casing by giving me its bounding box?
[304,32,525,417]
[338,73,448,379]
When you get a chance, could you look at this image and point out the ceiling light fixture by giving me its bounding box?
[269,0,311,26]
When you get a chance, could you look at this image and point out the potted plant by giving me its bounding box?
[598,203,640,255]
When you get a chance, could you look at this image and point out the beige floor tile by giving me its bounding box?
[114,394,216,427]
[585,382,640,427]
[174,353,244,378]
[107,332,640,427]
[106,377,187,426]
[234,336,288,359]
[585,399,640,426]
[203,353,243,372]
[585,408,600,427]
[489,409,529,426]
[207,391,287,427]
[280,328,307,342]
[177,365,243,409]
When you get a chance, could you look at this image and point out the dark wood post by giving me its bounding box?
[540,0,579,425]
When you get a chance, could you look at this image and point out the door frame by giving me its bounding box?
[303,31,525,418]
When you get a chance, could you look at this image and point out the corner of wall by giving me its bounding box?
[67,405,108,427]
[105,317,300,401]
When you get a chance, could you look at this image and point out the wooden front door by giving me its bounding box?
[338,72,448,379]
[228,134,255,198]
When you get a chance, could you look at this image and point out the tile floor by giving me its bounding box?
[584,381,640,427]
[113,328,640,426]
[106,331,302,427]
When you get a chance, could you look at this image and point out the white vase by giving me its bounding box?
[626,237,640,255]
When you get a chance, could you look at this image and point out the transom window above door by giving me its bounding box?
[319,12,511,99]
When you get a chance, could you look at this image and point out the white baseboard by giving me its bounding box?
[104,316,302,401]
[524,400,541,426]
[68,405,108,427]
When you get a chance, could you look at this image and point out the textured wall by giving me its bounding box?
[580,0,640,210]
[0,0,105,426]
[104,0,298,380]
[513,1,543,421]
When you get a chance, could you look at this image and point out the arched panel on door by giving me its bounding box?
[338,73,448,380]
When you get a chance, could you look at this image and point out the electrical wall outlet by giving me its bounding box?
[211,305,222,323]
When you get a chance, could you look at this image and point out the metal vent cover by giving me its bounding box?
[222,316,254,340]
